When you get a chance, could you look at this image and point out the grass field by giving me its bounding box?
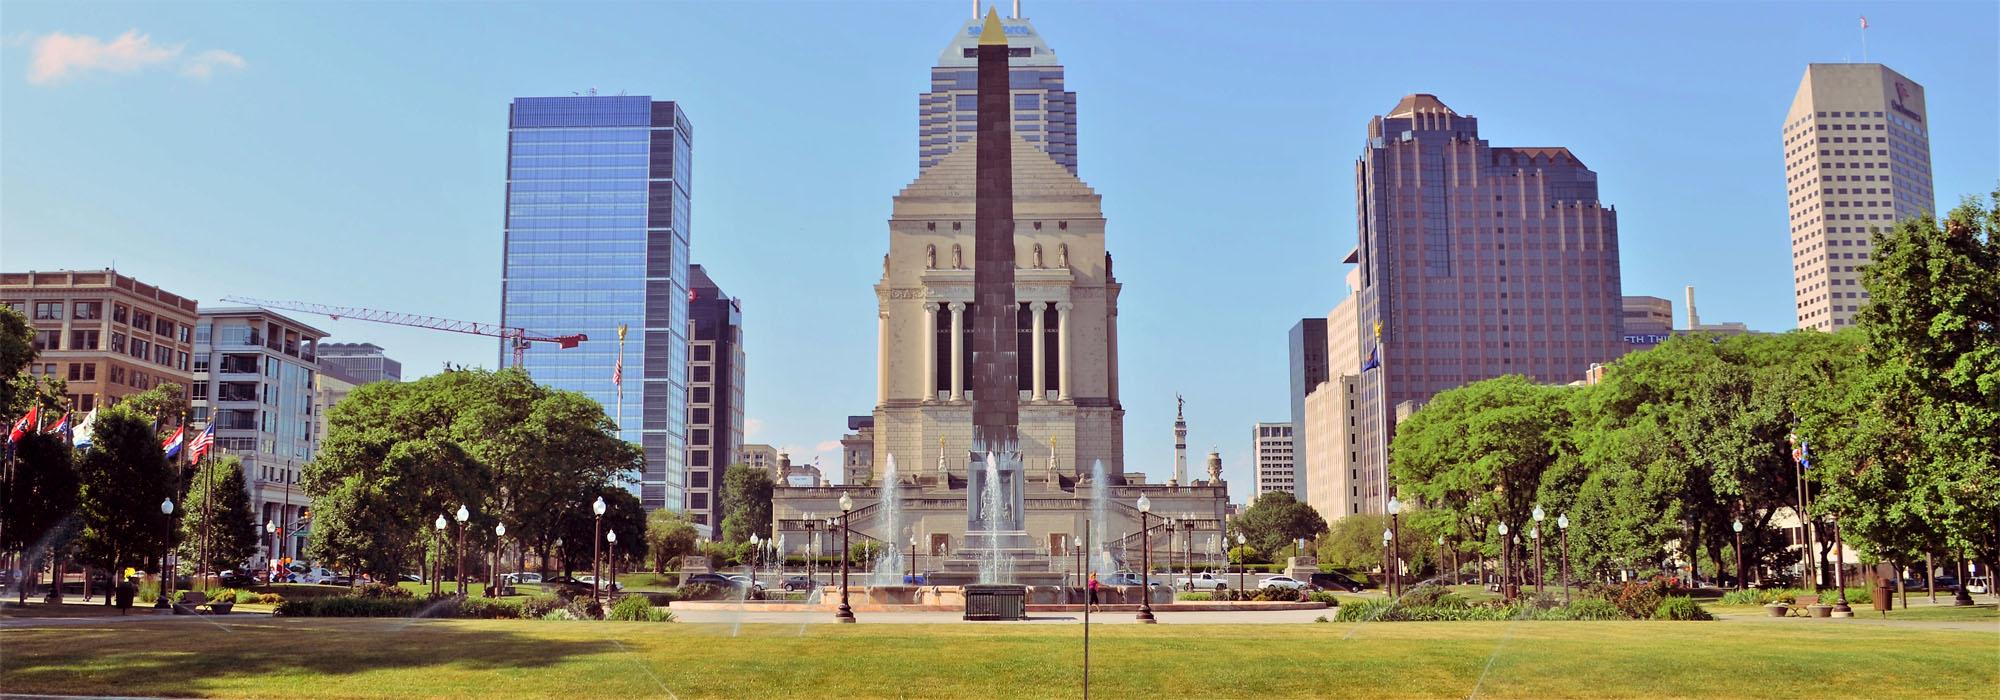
[3,614,1994,699]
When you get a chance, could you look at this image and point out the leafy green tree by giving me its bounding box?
[644,507,698,573]
[1316,513,1388,571]
[1232,490,1327,560]
[72,405,174,599]
[4,431,80,601]
[555,486,645,574]
[118,382,186,430]
[720,463,773,544]
[0,307,34,414]
[176,456,257,572]
[1392,375,1568,572]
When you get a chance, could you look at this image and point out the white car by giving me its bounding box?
[284,564,338,584]
[502,572,543,585]
[575,575,623,592]
[1176,573,1230,590]
[727,575,767,591]
[1257,575,1309,590]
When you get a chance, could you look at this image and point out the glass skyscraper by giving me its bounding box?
[919,14,1077,174]
[500,96,693,511]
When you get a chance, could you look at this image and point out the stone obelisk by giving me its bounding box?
[968,7,1026,536]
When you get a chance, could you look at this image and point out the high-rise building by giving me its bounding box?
[919,11,1077,175]
[499,95,694,511]
[1252,422,1295,497]
[683,264,744,533]
[741,443,780,477]
[1621,296,1674,353]
[1,270,197,414]
[1782,64,1934,331]
[842,415,875,486]
[312,342,401,446]
[189,306,326,565]
[1351,94,1623,509]
[1304,271,1363,520]
[1286,318,1327,494]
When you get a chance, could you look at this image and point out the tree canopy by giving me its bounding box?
[720,463,773,544]
[1233,490,1327,559]
[177,456,258,573]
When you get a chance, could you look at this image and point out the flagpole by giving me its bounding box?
[616,323,628,446]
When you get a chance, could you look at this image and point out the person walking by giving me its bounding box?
[115,574,137,615]
[1087,571,1101,613]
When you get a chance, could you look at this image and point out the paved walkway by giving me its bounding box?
[669,607,1334,625]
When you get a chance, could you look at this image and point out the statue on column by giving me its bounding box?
[1058,243,1068,268]
[952,244,964,270]
[1032,243,1044,269]
[926,244,937,269]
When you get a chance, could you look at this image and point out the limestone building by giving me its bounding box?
[1252,422,1295,497]
[1782,64,1934,331]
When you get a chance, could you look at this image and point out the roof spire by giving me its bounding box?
[979,7,1007,45]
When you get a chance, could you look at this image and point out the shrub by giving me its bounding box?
[1607,576,1681,620]
[1253,586,1304,602]
[541,608,579,621]
[567,596,604,620]
[522,595,563,619]
[646,607,675,622]
[608,595,656,621]
[676,584,727,601]
[137,580,161,603]
[1314,615,1330,623]
[455,597,524,619]
[257,593,286,605]
[1335,598,1395,622]
[1307,591,1340,606]
[234,590,261,604]
[1177,592,1213,602]
[356,582,412,599]
[275,596,425,618]
[1719,588,1774,606]
[1653,596,1713,621]
[1399,584,1452,607]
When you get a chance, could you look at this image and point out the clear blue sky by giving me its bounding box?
[4,1,1995,502]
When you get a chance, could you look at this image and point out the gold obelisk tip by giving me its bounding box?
[979,7,1007,46]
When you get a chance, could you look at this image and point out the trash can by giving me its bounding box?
[1871,583,1892,612]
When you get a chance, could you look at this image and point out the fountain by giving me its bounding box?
[1090,459,1114,577]
[870,454,903,585]
[978,451,1007,583]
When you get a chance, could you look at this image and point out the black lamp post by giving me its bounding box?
[1388,497,1403,598]
[1136,495,1156,623]
[1497,522,1512,602]
[1731,518,1744,592]
[266,519,280,587]
[1183,518,1196,585]
[1380,528,1393,596]
[431,515,446,596]
[1558,513,1572,605]
[591,496,606,603]
[836,492,855,623]
[607,529,619,598]
[1162,517,1176,586]
[157,498,174,609]
[1235,532,1246,592]
[491,523,507,598]
[908,535,918,583]
[1831,516,1851,615]
[454,505,470,597]
[1438,535,1450,587]
[1532,505,1546,597]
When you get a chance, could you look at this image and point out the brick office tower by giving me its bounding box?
[1349,94,1623,507]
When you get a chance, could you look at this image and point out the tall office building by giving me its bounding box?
[1303,268,1363,520]
[190,306,326,565]
[1286,318,1327,495]
[312,342,401,448]
[919,11,1077,174]
[1782,64,1934,331]
[1351,94,1623,507]
[1,270,197,413]
[500,95,694,510]
[1252,422,1295,497]
[683,264,743,533]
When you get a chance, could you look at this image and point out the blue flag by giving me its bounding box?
[1360,347,1381,372]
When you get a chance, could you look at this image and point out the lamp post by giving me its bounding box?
[607,529,618,599]
[1557,513,1571,605]
[1831,516,1851,615]
[265,519,278,587]
[1497,522,1512,602]
[1438,535,1450,587]
[454,505,470,597]
[1162,517,1176,585]
[1731,518,1744,592]
[1532,505,1546,597]
[908,535,918,583]
[1381,528,1393,596]
[1387,497,1403,598]
[1183,518,1196,587]
[1235,533,1247,591]
[591,496,606,603]
[491,523,506,598]
[157,498,175,608]
[432,516,448,596]
[836,492,855,623]
[1135,495,1156,623]
[749,533,761,584]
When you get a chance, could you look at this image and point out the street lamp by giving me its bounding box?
[1135,494,1155,623]
[1387,497,1403,597]
[491,522,507,598]
[432,515,447,597]
[1557,514,1571,605]
[606,529,619,599]
[1163,517,1176,584]
[157,498,175,608]
[1182,518,1196,590]
[1381,528,1394,597]
[836,491,855,623]
[591,496,607,603]
[1235,532,1247,591]
[265,519,279,586]
[1731,518,1745,592]
[1497,522,1512,602]
[1532,506,1546,597]
[454,505,471,597]
[908,535,919,584]
[1438,534,1450,587]
[750,532,761,580]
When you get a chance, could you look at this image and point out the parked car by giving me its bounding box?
[325,573,356,586]
[575,575,624,592]
[781,576,815,591]
[1257,575,1309,590]
[1309,572,1365,592]
[216,569,256,589]
[1175,572,1229,591]
[1104,571,1166,587]
[1966,576,1990,594]
[725,575,766,591]
[502,572,543,585]
[398,573,423,583]
[683,573,739,589]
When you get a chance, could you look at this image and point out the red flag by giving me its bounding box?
[612,357,623,387]
[7,407,37,444]
[1858,15,1868,29]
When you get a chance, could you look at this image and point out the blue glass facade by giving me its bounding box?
[501,96,692,510]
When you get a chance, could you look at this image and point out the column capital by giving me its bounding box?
[1028,301,1048,312]
[1055,302,1073,312]
[923,302,940,312]
[947,301,966,312]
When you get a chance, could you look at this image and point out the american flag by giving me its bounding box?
[1859,15,1868,30]
[612,357,623,387]
[189,424,216,462]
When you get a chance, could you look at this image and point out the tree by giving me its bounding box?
[3,431,79,602]
[1392,375,1568,571]
[720,463,773,544]
[119,382,186,429]
[1232,491,1327,560]
[645,507,698,573]
[72,405,174,599]
[0,307,33,414]
[1317,513,1388,571]
[554,486,644,574]
[176,456,257,573]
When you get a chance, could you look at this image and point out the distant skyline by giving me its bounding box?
[3,2,1995,504]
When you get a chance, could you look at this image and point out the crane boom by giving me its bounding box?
[220,296,587,367]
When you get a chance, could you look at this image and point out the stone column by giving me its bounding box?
[948,301,966,402]
[922,303,939,402]
[1029,301,1047,401]
[877,309,890,404]
[1056,302,1073,402]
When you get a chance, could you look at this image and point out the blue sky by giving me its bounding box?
[3,1,1995,502]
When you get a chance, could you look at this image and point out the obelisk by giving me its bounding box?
[968,7,1025,534]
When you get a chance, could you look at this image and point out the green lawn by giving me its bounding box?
[3,616,1993,699]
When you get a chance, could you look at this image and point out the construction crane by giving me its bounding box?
[220,296,587,368]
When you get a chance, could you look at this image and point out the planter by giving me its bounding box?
[208,603,234,615]
[1809,604,1833,618]
[1764,604,1790,618]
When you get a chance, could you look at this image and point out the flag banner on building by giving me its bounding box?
[7,407,37,444]
[1360,347,1381,372]
[72,408,98,449]
[190,424,216,462]
[162,425,185,460]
